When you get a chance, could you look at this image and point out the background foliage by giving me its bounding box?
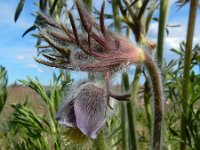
[0,0,200,149]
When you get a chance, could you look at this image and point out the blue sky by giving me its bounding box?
[0,0,199,85]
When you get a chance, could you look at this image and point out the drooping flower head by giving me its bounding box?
[56,82,106,139]
[34,0,145,139]
[35,1,163,149]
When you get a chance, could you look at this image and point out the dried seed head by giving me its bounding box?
[35,1,146,73]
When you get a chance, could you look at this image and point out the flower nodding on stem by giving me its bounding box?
[56,83,106,139]
[144,53,163,150]
[35,1,163,149]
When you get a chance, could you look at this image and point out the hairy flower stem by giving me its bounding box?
[144,52,163,150]
[122,1,156,148]
[180,1,199,150]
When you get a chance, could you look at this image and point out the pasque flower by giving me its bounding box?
[35,1,163,149]
[56,83,106,139]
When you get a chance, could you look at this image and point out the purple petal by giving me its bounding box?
[74,83,106,139]
[55,100,77,128]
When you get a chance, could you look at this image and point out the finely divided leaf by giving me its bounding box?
[14,0,26,22]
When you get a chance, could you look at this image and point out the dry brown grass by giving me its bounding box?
[0,85,47,123]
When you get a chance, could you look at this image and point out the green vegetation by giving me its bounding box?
[0,66,8,114]
[0,0,200,150]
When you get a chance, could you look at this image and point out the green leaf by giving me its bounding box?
[83,0,93,13]
[19,78,50,104]
[50,0,59,15]
[0,66,8,113]
[171,48,182,55]
[176,0,190,11]
[107,126,121,139]
[122,72,129,91]
[169,127,179,137]
[145,2,159,33]
[111,0,121,32]
[14,0,26,22]
[111,138,122,148]
[22,25,36,37]
[39,0,46,11]
[124,0,139,11]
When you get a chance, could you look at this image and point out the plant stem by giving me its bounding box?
[122,72,138,150]
[111,0,121,32]
[144,79,152,133]
[126,102,137,150]
[157,0,170,69]
[125,22,141,149]
[144,52,163,150]
[129,68,142,150]
[95,130,106,150]
[154,1,170,148]
[180,1,199,150]
[121,73,128,150]
[120,102,128,150]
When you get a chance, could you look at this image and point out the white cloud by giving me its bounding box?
[37,68,44,73]
[193,36,200,45]
[26,63,44,73]
[27,63,38,68]
[9,47,36,62]
[149,22,158,37]
[16,55,25,60]
[165,37,182,49]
